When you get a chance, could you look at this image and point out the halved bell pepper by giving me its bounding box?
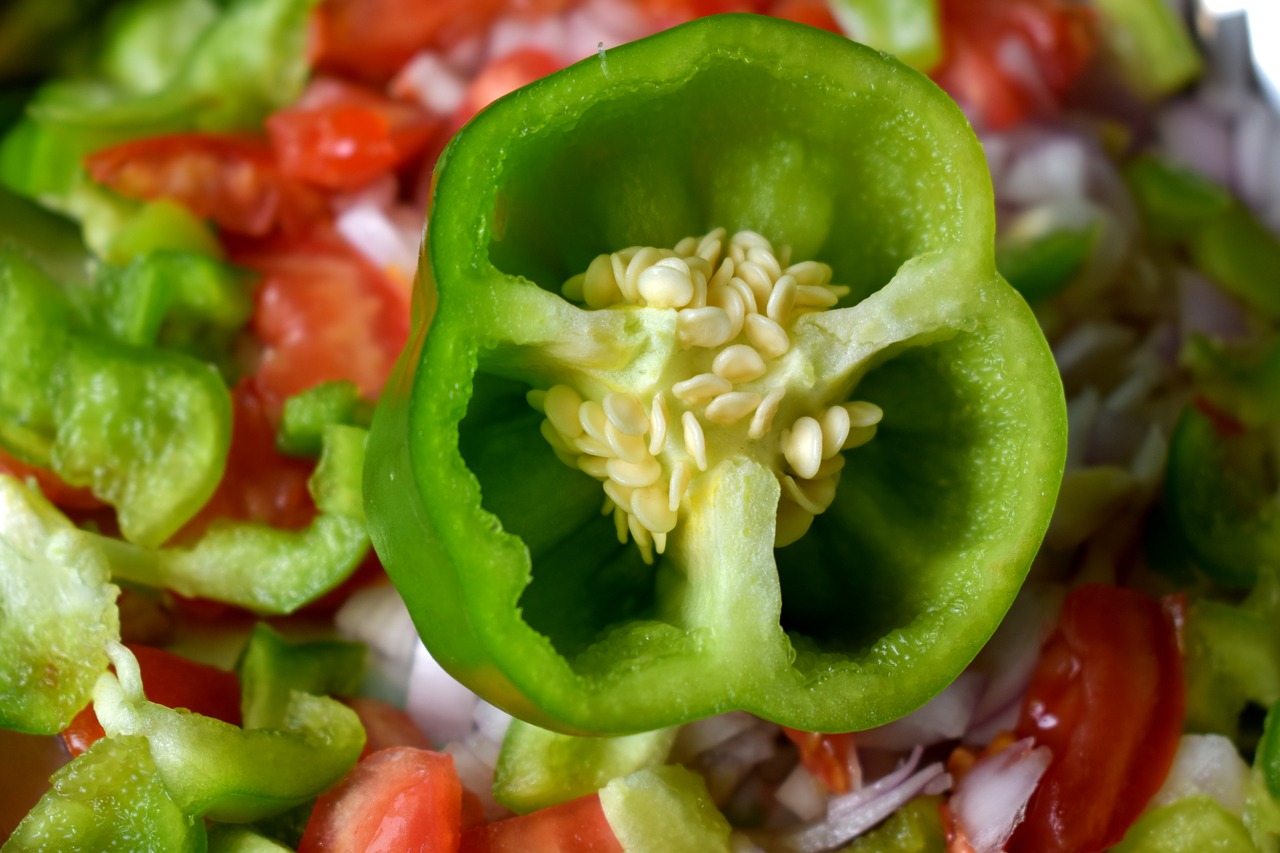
[365,15,1066,734]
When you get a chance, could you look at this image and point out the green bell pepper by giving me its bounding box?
[598,765,733,853]
[237,622,365,730]
[494,719,678,813]
[93,642,365,823]
[365,15,1066,735]
[99,424,371,614]
[838,796,945,852]
[206,825,293,853]
[825,0,941,72]
[1111,796,1256,853]
[278,381,373,458]
[1092,0,1202,100]
[2,734,206,853]
[0,474,119,734]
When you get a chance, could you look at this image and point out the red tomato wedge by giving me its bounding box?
[343,696,433,758]
[782,728,857,794]
[460,793,623,853]
[931,0,1097,129]
[453,49,564,131]
[85,134,286,236]
[1007,584,1185,853]
[268,79,440,191]
[61,644,242,757]
[229,232,410,408]
[298,747,475,853]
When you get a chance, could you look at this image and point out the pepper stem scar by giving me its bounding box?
[528,228,884,563]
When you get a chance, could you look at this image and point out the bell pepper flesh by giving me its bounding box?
[365,14,1066,735]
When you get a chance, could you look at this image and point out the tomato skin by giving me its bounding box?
[298,747,467,853]
[782,728,857,794]
[1007,584,1185,853]
[460,793,623,853]
[342,696,433,758]
[61,644,242,757]
[230,232,410,408]
[931,0,1097,129]
[85,134,285,236]
[268,80,440,191]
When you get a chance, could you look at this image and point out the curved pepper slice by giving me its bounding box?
[365,15,1066,734]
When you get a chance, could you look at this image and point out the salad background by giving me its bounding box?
[2,0,1280,851]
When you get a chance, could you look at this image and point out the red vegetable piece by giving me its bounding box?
[298,747,468,853]
[268,80,440,191]
[1007,583,1185,853]
[230,232,410,408]
[782,728,857,794]
[0,447,103,510]
[460,793,623,853]
[343,695,433,758]
[61,644,242,757]
[453,48,564,130]
[931,0,1098,129]
[85,134,285,235]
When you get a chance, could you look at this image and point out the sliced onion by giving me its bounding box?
[335,201,424,286]
[1148,734,1250,815]
[334,583,419,705]
[776,762,829,822]
[446,739,512,822]
[856,671,985,751]
[949,737,1052,853]
[392,50,469,116]
[405,639,482,746]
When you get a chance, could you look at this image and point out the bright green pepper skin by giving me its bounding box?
[0,475,119,734]
[1111,796,1256,853]
[237,622,365,730]
[598,765,733,853]
[93,643,365,823]
[366,15,1066,735]
[1,735,207,853]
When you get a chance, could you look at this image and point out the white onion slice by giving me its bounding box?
[335,201,423,286]
[949,737,1052,853]
[406,639,482,746]
[392,51,469,116]
[334,583,419,705]
[776,763,829,822]
[856,671,985,751]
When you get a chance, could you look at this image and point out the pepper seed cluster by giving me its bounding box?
[529,229,883,562]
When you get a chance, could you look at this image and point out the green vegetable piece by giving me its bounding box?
[104,425,371,614]
[826,0,941,71]
[1124,155,1234,243]
[1,735,207,853]
[278,381,373,457]
[1260,700,1280,801]
[838,796,945,852]
[1165,405,1279,588]
[1189,204,1280,321]
[237,622,365,730]
[207,825,292,853]
[0,475,119,734]
[1110,796,1255,853]
[99,0,220,96]
[995,224,1096,304]
[365,15,1066,735]
[106,199,226,264]
[0,184,93,286]
[93,642,365,823]
[1182,335,1280,429]
[0,250,71,462]
[1183,568,1280,739]
[1244,760,1280,851]
[1093,0,1202,99]
[598,765,732,853]
[494,720,678,813]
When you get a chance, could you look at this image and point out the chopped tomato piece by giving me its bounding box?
[268,79,440,191]
[782,728,858,794]
[230,233,410,408]
[765,0,841,32]
[61,644,242,757]
[342,696,433,758]
[298,747,469,853]
[0,447,103,510]
[939,801,979,853]
[85,134,286,236]
[460,793,623,853]
[453,48,564,130]
[1007,584,1185,853]
[931,0,1098,129]
[309,0,581,83]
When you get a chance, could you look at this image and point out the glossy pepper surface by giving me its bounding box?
[365,14,1066,735]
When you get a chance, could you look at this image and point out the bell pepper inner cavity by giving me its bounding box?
[534,227,883,562]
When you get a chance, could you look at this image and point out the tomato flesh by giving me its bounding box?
[1007,584,1185,853]
[298,747,468,853]
[460,793,623,853]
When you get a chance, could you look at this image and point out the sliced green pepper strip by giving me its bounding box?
[237,622,365,730]
[366,16,1066,735]
[598,765,733,853]
[1182,335,1280,429]
[1,735,207,853]
[995,224,1096,305]
[102,424,370,614]
[206,825,292,853]
[494,720,677,813]
[1092,0,1202,100]
[826,0,941,71]
[94,642,365,823]
[839,795,945,852]
[1165,405,1280,588]
[1124,155,1234,244]
[278,380,373,458]
[0,475,119,734]
[1111,795,1255,853]
[1183,567,1280,739]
